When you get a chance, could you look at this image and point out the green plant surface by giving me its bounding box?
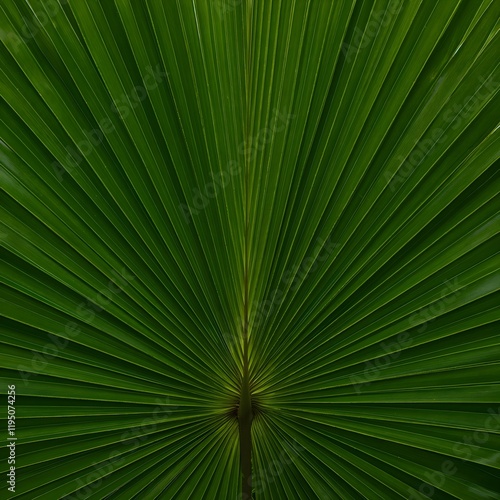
[0,0,499,499]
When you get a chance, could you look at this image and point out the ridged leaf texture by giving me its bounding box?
[1,0,499,499]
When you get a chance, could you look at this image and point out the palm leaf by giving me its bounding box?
[1,0,499,498]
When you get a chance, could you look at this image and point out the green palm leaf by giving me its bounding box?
[1,0,499,498]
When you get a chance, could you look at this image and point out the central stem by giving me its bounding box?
[238,325,252,498]
[239,174,252,496]
[240,1,253,497]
